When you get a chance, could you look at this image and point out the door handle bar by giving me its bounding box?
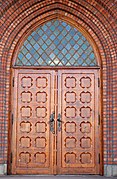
[49,112,55,134]
[57,113,63,132]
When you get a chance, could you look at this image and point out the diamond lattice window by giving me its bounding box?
[16,20,97,66]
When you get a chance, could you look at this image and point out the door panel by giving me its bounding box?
[11,69,55,174]
[57,69,99,174]
[11,68,100,175]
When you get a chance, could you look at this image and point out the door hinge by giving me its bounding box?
[98,114,100,125]
[11,114,14,125]
[11,152,12,163]
[12,77,14,87]
[98,78,100,88]
[98,153,100,164]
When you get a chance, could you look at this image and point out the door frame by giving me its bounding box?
[8,66,103,175]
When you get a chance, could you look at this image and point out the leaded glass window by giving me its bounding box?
[16,20,97,66]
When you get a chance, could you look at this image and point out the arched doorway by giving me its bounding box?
[10,19,101,175]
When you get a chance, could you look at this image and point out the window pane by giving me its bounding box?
[15,20,97,67]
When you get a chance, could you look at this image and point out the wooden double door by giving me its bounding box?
[11,68,100,175]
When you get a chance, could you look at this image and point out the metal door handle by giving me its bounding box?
[49,112,55,134]
[57,113,63,132]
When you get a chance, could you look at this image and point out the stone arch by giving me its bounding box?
[0,0,117,175]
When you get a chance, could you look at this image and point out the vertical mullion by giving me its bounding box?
[53,71,58,174]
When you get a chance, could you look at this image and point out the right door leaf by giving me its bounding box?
[57,69,100,174]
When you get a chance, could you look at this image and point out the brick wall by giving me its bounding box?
[0,0,117,168]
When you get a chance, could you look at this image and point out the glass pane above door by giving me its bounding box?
[15,20,97,67]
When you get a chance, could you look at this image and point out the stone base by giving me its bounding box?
[0,164,7,175]
[104,165,117,177]
[0,164,117,176]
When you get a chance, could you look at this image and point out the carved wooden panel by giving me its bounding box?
[80,137,91,148]
[35,122,47,133]
[65,106,77,118]
[20,121,32,133]
[80,122,91,133]
[65,137,76,148]
[21,106,32,118]
[65,122,76,133]
[80,152,91,164]
[21,91,32,103]
[34,152,46,164]
[80,92,91,103]
[21,77,33,88]
[19,152,31,164]
[65,152,76,164]
[12,69,54,174]
[36,107,47,118]
[57,69,99,174]
[35,137,46,148]
[19,137,31,148]
[36,92,47,103]
[65,92,77,103]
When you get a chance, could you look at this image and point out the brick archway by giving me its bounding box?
[0,0,117,176]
